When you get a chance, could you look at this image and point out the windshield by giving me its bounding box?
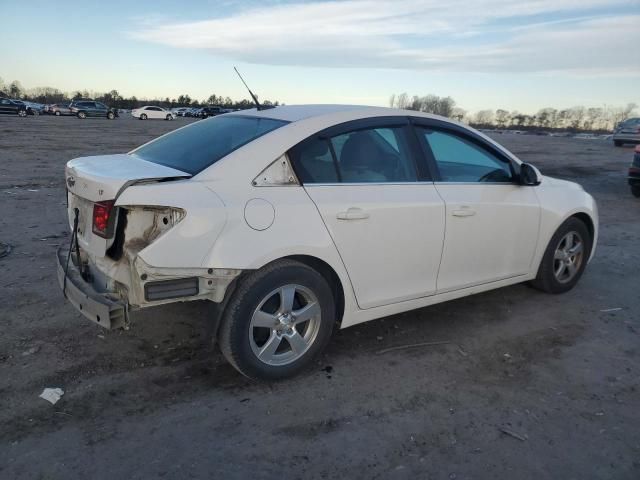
[132,115,288,175]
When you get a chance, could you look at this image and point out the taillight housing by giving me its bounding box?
[92,200,115,238]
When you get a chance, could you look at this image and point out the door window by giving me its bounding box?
[420,129,514,183]
[292,126,417,184]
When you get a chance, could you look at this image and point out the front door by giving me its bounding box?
[289,120,445,309]
[414,125,540,292]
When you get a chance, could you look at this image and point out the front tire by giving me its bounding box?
[631,185,640,198]
[107,111,115,120]
[218,260,335,380]
[17,110,27,117]
[140,113,147,120]
[55,111,61,116]
[166,114,172,120]
[77,111,86,119]
[530,217,592,294]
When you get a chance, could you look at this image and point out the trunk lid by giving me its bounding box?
[65,154,190,202]
[65,154,190,257]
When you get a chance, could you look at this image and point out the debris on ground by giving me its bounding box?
[376,341,451,355]
[498,426,528,441]
[39,388,64,405]
[0,242,11,258]
[600,307,622,313]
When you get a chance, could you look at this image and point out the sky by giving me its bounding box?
[1,0,639,113]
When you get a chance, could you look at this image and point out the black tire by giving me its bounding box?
[166,114,172,121]
[107,111,115,120]
[140,113,147,120]
[530,217,592,294]
[17,110,27,117]
[631,185,640,198]
[218,259,335,380]
[54,111,61,116]
[77,111,86,119]
[614,140,623,147]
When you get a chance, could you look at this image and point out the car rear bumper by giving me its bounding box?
[56,246,128,329]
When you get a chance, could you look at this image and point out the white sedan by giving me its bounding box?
[59,105,598,380]
[131,105,175,120]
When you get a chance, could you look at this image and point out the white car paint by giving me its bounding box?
[63,104,598,330]
[131,105,175,120]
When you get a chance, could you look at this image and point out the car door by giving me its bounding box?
[94,102,108,117]
[0,99,12,114]
[289,117,446,310]
[413,121,540,293]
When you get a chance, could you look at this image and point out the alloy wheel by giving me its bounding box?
[249,284,322,366]
[553,231,584,283]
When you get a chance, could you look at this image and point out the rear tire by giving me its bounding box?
[107,111,115,120]
[530,217,592,294]
[166,114,172,120]
[55,111,61,116]
[631,185,640,198]
[140,113,147,120]
[77,111,86,119]
[218,260,335,381]
[17,110,27,117]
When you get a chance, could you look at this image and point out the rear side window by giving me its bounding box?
[292,126,417,184]
[130,115,288,175]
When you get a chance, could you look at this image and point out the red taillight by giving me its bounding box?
[92,200,115,237]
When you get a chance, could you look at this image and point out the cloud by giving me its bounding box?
[131,0,640,75]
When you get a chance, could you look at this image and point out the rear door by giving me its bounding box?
[412,120,540,292]
[289,117,445,309]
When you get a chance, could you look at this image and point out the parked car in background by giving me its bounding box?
[200,106,228,118]
[0,98,28,116]
[629,145,640,197]
[49,103,72,116]
[59,105,598,380]
[131,106,175,120]
[613,118,640,146]
[172,107,189,117]
[69,100,118,119]
[11,100,39,115]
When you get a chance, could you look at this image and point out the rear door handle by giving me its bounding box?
[337,207,370,220]
[452,207,476,217]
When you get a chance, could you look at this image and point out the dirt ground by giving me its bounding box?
[1,114,638,480]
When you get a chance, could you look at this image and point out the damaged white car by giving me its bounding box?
[59,105,598,380]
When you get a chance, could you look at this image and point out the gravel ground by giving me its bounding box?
[0,114,639,480]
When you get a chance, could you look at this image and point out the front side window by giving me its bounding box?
[131,115,288,175]
[420,129,514,183]
[95,102,106,109]
[292,126,417,184]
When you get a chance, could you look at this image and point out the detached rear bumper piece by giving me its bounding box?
[56,246,128,329]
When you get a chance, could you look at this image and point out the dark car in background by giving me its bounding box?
[49,103,72,116]
[613,118,640,146]
[199,106,228,118]
[69,100,118,119]
[0,98,28,116]
[629,145,640,198]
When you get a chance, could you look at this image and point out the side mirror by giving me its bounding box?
[520,163,542,186]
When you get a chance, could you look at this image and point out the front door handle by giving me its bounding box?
[452,207,476,217]
[337,207,370,220]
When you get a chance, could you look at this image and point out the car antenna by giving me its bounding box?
[234,67,273,110]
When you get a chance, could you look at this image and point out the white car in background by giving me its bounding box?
[59,105,598,380]
[131,105,175,120]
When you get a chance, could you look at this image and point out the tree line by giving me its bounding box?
[390,92,637,133]
[0,78,280,110]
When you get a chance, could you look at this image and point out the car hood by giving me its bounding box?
[65,154,191,202]
[541,175,584,191]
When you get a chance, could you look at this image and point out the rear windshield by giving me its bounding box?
[130,115,288,175]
